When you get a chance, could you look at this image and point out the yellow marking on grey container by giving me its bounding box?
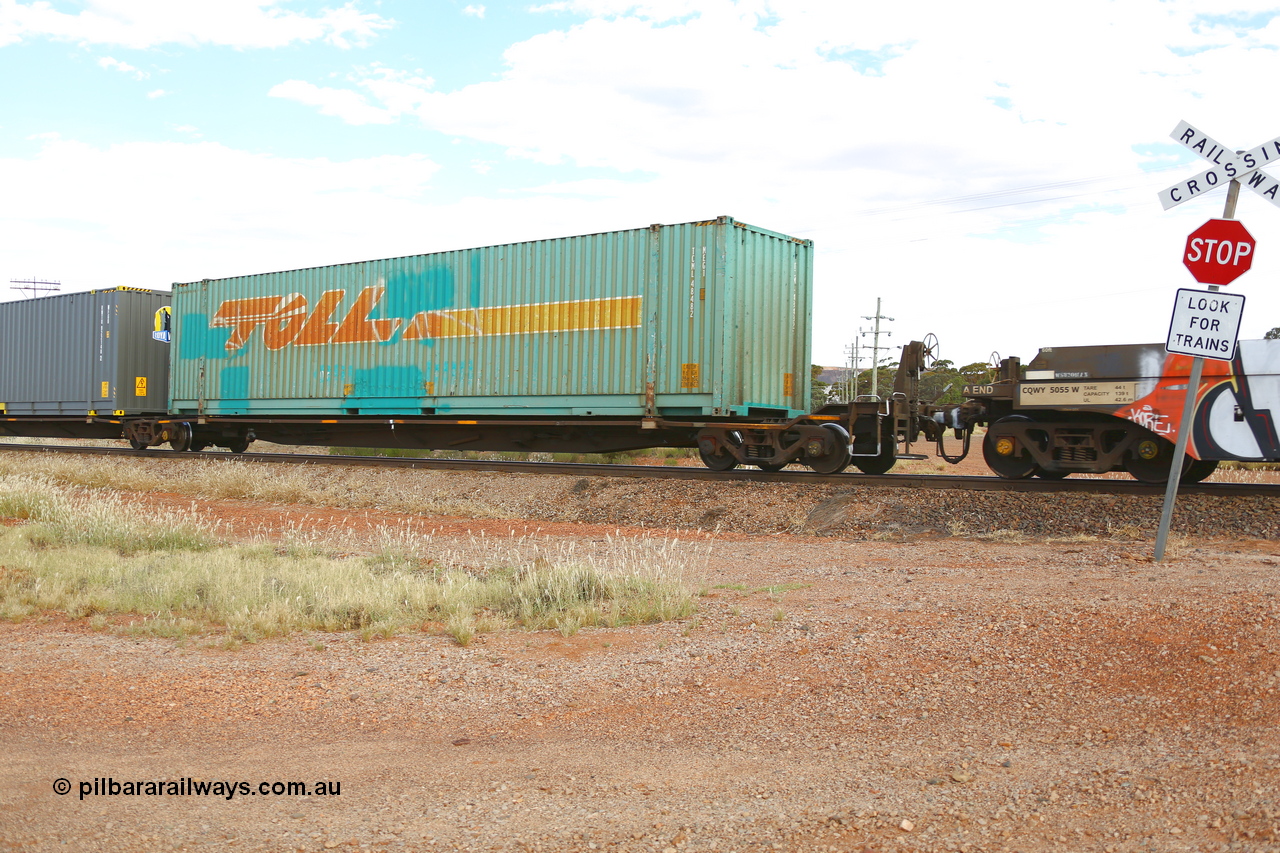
[113,410,125,416]
[423,381,435,395]
[0,405,6,414]
[457,420,477,424]
[783,373,795,397]
[343,383,354,396]
[135,376,147,397]
[680,363,700,389]
[402,296,643,341]
[101,381,110,398]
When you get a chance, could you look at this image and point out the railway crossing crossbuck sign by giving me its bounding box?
[1159,121,1280,210]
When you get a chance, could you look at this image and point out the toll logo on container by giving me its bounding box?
[153,307,172,343]
[210,288,644,353]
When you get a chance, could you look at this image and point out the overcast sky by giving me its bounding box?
[2,0,1279,368]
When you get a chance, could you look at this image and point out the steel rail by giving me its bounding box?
[0,443,1276,497]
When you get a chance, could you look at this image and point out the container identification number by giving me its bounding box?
[1016,382,1136,407]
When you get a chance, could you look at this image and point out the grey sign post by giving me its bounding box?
[1154,121,1258,561]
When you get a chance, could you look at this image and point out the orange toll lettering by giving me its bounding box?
[211,296,292,352]
[294,290,347,346]
[209,292,642,350]
[261,293,309,351]
[331,287,401,344]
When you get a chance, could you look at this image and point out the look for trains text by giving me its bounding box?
[1170,294,1237,353]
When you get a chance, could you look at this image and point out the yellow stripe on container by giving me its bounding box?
[403,296,643,341]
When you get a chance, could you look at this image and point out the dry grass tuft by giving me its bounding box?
[0,474,701,642]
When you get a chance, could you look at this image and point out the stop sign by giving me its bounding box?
[1183,219,1256,286]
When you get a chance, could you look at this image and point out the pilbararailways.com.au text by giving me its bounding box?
[55,777,342,801]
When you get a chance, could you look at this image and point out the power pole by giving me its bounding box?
[843,336,863,401]
[861,298,894,400]
[9,278,61,299]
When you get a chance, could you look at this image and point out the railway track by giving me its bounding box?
[1,443,1276,497]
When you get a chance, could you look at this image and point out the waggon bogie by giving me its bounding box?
[959,340,1280,482]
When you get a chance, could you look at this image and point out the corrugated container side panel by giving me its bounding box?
[113,291,172,412]
[723,223,811,412]
[651,222,717,407]
[9,294,95,412]
[0,290,169,416]
[171,219,809,416]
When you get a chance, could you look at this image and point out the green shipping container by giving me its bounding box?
[169,217,812,418]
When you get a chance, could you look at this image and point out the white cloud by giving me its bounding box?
[259,0,1280,360]
[0,138,444,289]
[268,79,395,125]
[0,0,392,49]
[8,0,1280,363]
[270,65,434,124]
[146,88,167,98]
[462,4,485,19]
[97,55,148,78]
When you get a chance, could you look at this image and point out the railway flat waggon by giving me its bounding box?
[157,216,867,466]
[957,340,1280,483]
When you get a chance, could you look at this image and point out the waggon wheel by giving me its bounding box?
[699,449,739,471]
[1182,459,1218,484]
[805,423,851,475]
[1035,468,1070,480]
[1124,436,1180,484]
[698,431,741,471]
[168,422,193,452]
[127,437,149,451]
[756,462,788,472]
[226,435,252,454]
[982,416,1040,479]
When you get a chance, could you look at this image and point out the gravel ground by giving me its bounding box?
[0,462,1278,852]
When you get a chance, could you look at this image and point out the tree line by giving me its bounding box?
[812,325,1278,409]
[811,359,998,408]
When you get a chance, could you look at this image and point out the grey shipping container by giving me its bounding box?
[169,216,813,418]
[0,288,171,416]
